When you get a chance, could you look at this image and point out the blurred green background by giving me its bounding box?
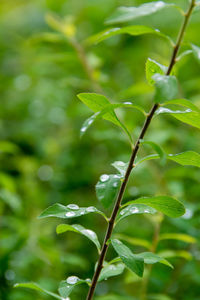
[0,0,200,299]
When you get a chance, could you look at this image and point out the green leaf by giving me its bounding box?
[117,204,157,223]
[96,174,121,208]
[14,283,62,299]
[111,239,144,277]
[78,94,133,141]
[106,2,175,24]
[122,196,185,218]
[159,233,197,244]
[140,140,166,164]
[153,74,178,103]
[158,250,192,260]
[191,44,200,61]
[56,224,101,251]
[58,276,87,298]
[137,151,200,169]
[99,263,125,282]
[114,233,151,250]
[136,154,159,165]
[171,111,200,130]
[111,161,128,178]
[80,101,145,138]
[162,98,200,113]
[168,151,200,168]
[146,58,167,85]
[78,93,119,125]
[38,203,106,220]
[156,105,200,129]
[136,252,173,268]
[87,25,165,45]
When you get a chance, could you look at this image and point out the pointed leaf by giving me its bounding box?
[159,233,197,243]
[111,239,144,277]
[123,196,185,218]
[80,101,145,138]
[153,74,178,103]
[136,252,173,268]
[111,161,128,178]
[78,94,133,141]
[78,93,119,125]
[117,204,157,223]
[58,276,86,298]
[171,111,200,130]
[156,106,200,129]
[56,224,101,251]
[99,263,125,282]
[162,98,200,113]
[87,25,166,45]
[146,58,167,85]
[168,151,200,168]
[96,174,121,208]
[14,283,62,299]
[106,2,175,24]
[38,203,106,220]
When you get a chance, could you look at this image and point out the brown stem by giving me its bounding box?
[86,1,195,299]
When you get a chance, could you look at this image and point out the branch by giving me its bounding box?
[86,1,196,299]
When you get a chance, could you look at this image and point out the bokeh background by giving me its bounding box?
[1,0,200,299]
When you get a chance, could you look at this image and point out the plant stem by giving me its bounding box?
[86,1,195,299]
[70,37,103,93]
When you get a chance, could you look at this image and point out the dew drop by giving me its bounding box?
[65,211,76,217]
[124,101,132,105]
[144,209,150,213]
[120,210,125,215]
[130,207,139,214]
[86,206,96,212]
[100,174,109,182]
[113,182,118,187]
[66,276,79,285]
[67,204,79,210]
[81,126,87,132]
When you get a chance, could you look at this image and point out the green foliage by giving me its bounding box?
[123,196,185,218]
[58,276,87,298]
[96,174,121,208]
[146,59,167,85]
[106,1,176,24]
[14,283,61,299]
[38,203,107,220]
[153,74,178,103]
[56,224,101,251]
[99,263,125,282]
[111,239,144,277]
[87,26,164,45]
[117,204,157,223]
[1,0,200,300]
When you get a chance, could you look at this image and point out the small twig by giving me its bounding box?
[70,37,103,93]
[86,1,195,299]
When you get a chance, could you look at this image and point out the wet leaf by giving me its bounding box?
[56,224,101,251]
[123,196,185,218]
[111,239,144,277]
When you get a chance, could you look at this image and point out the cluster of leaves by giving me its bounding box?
[1,0,200,300]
